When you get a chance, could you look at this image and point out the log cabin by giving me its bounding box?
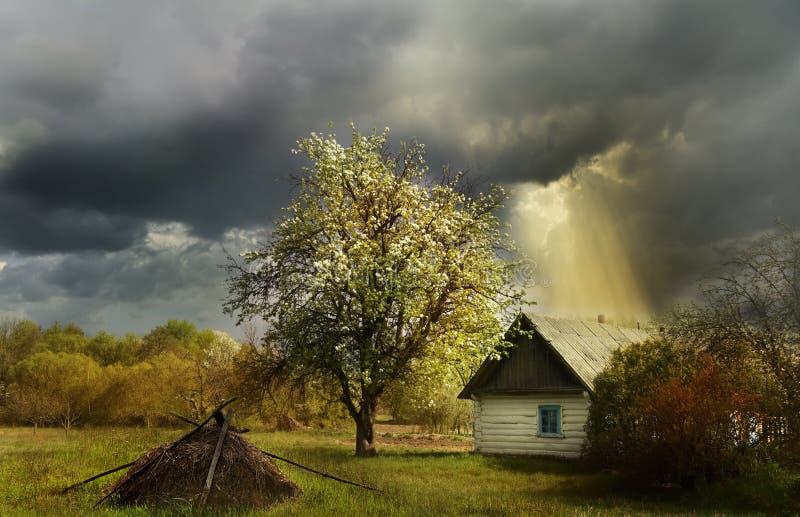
[458,313,651,458]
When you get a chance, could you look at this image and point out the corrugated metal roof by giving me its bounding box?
[525,313,652,393]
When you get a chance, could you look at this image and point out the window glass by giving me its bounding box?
[538,405,561,436]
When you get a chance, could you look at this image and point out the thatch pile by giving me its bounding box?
[103,423,301,508]
[64,399,374,510]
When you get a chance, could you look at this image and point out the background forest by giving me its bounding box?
[0,318,469,434]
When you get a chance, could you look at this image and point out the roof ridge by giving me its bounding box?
[522,311,648,332]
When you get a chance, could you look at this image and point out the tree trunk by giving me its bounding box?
[354,400,377,457]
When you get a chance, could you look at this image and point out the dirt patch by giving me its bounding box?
[339,423,473,451]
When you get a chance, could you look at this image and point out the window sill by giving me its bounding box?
[536,433,565,439]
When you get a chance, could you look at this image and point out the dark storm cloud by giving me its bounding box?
[0,223,261,330]
[440,0,800,182]
[0,223,262,333]
[2,108,274,243]
[0,193,145,253]
[0,0,419,252]
[1,0,800,331]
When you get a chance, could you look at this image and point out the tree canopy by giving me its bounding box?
[224,126,524,455]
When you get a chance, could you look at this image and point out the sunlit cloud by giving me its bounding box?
[510,146,653,324]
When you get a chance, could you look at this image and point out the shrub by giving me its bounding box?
[385,380,472,434]
[585,339,766,487]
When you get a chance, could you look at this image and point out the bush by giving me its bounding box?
[585,339,766,487]
[385,381,472,434]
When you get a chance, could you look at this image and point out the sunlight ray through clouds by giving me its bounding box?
[510,149,651,324]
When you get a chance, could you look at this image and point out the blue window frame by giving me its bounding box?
[538,405,562,437]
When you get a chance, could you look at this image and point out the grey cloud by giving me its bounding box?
[1,223,262,302]
[0,0,422,252]
[0,193,146,253]
[1,109,276,246]
[3,45,112,110]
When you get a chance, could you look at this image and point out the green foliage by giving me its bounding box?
[138,319,200,360]
[0,319,42,382]
[41,322,90,354]
[386,381,472,434]
[586,339,766,487]
[0,319,251,429]
[8,351,104,432]
[224,125,525,454]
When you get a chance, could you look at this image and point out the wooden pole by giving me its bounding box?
[199,408,232,510]
[168,411,200,427]
[61,461,136,493]
[258,449,378,491]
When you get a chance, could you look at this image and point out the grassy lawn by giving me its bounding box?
[0,426,792,516]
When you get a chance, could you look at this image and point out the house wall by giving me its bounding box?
[472,393,590,458]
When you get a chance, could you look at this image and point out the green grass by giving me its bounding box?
[0,426,795,516]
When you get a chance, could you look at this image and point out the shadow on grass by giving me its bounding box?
[480,453,595,476]
[246,436,797,514]
[486,454,795,515]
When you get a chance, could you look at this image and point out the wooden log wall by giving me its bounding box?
[472,393,590,458]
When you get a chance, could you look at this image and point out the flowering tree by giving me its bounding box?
[224,126,524,456]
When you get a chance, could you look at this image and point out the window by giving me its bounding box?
[538,405,562,437]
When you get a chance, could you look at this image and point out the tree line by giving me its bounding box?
[0,317,472,435]
[0,319,248,432]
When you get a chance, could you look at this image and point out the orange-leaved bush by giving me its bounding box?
[585,339,766,488]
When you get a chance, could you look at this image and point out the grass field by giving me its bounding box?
[0,425,795,516]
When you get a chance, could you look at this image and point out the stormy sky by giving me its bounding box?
[1,0,799,336]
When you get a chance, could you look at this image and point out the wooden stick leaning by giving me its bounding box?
[168,411,201,427]
[198,408,232,511]
[257,449,378,491]
[61,461,137,494]
[168,410,250,433]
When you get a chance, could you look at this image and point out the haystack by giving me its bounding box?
[103,422,301,508]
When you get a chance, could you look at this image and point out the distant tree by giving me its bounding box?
[116,333,144,365]
[224,126,524,456]
[667,223,800,459]
[86,332,143,367]
[9,352,103,434]
[5,386,55,433]
[41,322,90,354]
[98,353,192,426]
[139,319,199,360]
[385,379,472,434]
[0,319,42,385]
[384,355,473,433]
[87,331,121,366]
[182,329,241,418]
